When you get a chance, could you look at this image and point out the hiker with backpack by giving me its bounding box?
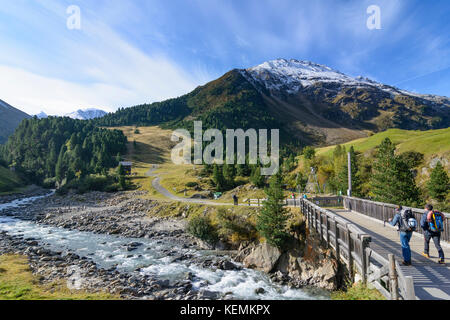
[388,205,418,266]
[421,204,445,264]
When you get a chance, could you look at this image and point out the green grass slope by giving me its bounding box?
[316,128,450,159]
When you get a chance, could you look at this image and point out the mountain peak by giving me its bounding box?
[35,111,48,119]
[65,108,108,120]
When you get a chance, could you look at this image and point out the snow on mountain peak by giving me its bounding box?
[243,58,401,95]
[65,108,107,120]
[35,111,48,119]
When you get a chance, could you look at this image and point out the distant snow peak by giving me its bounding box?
[65,108,107,120]
[36,111,48,119]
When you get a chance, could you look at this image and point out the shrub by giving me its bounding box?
[186,182,198,188]
[42,177,57,189]
[216,208,257,243]
[186,216,218,245]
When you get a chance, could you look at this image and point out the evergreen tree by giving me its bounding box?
[428,161,449,202]
[250,166,266,188]
[55,145,67,182]
[212,164,226,192]
[223,163,236,189]
[256,173,290,249]
[303,146,316,160]
[370,138,420,206]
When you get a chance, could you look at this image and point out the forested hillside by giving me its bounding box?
[0,117,127,186]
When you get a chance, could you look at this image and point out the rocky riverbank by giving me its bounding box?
[0,185,50,204]
[0,189,335,299]
[0,230,244,300]
[1,190,202,247]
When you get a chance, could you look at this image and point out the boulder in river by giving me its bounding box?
[243,242,281,273]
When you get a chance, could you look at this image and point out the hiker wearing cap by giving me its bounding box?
[421,204,446,264]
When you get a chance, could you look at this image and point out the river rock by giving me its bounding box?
[243,242,282,273]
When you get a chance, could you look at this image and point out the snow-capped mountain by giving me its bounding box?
[35,111,48,119]
[242,59,450,108]
[94,58,450,146]
[65,108,108,120]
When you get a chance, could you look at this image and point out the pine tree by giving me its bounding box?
[370,138,420,206]
[250,166,265,188]
[428,161,449,202]
[303,146,316,160]
[223,163,236,189]
[55,145,67,183]
[256,173,290,249]
[212,164,226,192]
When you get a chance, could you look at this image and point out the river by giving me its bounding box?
[0,192,329,300]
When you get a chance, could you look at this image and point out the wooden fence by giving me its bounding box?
[343,196,450,242]
[245,197,343,208]
[300,198,416,300]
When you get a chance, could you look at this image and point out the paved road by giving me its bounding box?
[145,165,234,206]
[332,209,450,300]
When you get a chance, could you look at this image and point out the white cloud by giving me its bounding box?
[0,1,204,116]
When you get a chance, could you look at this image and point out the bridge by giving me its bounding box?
[249,196,450,300]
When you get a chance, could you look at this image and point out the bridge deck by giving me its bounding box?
[333,209,450,300]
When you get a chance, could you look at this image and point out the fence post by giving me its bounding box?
[360,235,371,284]
[388,254,399,300]
[325,214,330,248]
[319,209,324,242]
[334,219,340,262]
[404,276,416,300]
[347,226,354,281]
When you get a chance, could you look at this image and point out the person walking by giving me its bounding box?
[389,205,415,266]
[421,204,446,264]
[232,194,238,206]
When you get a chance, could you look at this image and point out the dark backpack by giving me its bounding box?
[399,209,417,232]
[429,211,444,233]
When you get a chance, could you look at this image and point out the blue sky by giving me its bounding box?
[0,0,449,115]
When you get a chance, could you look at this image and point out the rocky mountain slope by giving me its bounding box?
[94,59,450,147]
[0,99,30,144]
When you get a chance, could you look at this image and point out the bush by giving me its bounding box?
[42,177,57,189]
[186,182,198,188]
[186,216,218,245]
[216,208,257,243]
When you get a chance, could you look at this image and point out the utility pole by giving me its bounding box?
[347,152,352,197]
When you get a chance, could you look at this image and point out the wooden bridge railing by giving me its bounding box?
[300,198,416,300]
[343,196,450,242]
